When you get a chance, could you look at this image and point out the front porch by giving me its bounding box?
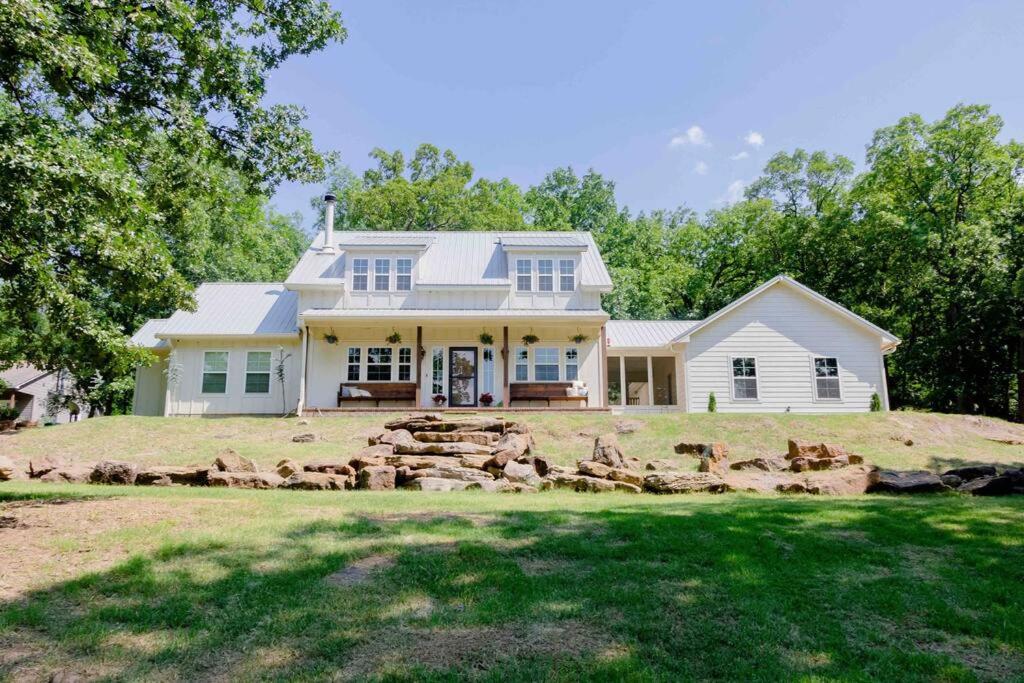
[605,353,685,410]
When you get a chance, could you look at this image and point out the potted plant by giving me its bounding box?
[386,330,402,344]
[479,392,494,407]
[479,331,494,345]
[521,333,539,346]
[570,333,589,344]
[323,329,339,345]
[432,394,447,407]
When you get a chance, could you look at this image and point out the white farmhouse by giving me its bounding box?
[131,198,899,415]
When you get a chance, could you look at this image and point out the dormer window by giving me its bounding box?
[516,259,532,291]
[397,258,412,291]
[538,259,553,292]
[352,258,368,291]
[559,259,575,291]
[374,258,390,290]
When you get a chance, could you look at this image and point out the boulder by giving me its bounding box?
[414,431,497,446]
[484,449,516,471]
[459,454,491,470]
[803,466,873,495]
[90,460,139,485]
[524,454,552,477]
[730,457,786,472]
[577,460,613,479]
[546,465,576,476]
[790,455,850,472]
[276,459,302,478]
[494,432,531,457]
[503,460,542,487]
[940,474,963,489]
[611,481,642,494]
[303,459,355,476]
[283,471,347,490]
[723,471,794,494]
[394,441,493,456]
[357,465,396,491]
[958,469,1024,496]
[404,477,482,492]
[385,415,505,433]
[0,455,17,481]
[209,471,284,489]
[867,470,948,494]
[213,449,258,473]
[38,464,93,484]
[541,472,616,493]
[592,433,627,469]
[499,482,539,494]
[136,466,209,486]
[942,465,997,482]
[354,443,394,459]
[369,429,416,447]
[643,471,728,494]
[291,433,319,443]
[28,456,63,478]
[776,481,811,494]
[786,440,848,460]
[645,459,676,471]
[607,467,644,488]
[614,419,644,435]
[404,464,494,482]
[385,454,463,470]
[674,442,729,458]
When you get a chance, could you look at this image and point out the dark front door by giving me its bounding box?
[449,347,477,407]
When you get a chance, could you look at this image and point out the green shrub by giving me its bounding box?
[0,405,19,421]
[708,392,717,413]
[870,392,882,412]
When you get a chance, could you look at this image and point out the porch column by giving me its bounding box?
[415,325,423,408]
[618,356,626,406]
[502,326,509,405]
[599,324,608,408]
[646,355,654,406]
[297,326,309,415]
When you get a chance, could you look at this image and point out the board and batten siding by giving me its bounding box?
[684,285,886,413]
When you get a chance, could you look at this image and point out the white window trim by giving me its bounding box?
[537,259,554,293]
[533,346,561,382]
[728,355,760,402]
[243,350,273,395]
[564,347,579,381]
[515,258,533,292]
[810,355,843,402]
[430,346,445,397]
[397,346,413,382]
[365,345,396,382]
[396,258,413,292]
[200,350,230,396]
[345,346,362,382]
[513,345,530,382]
[559,258,576,292]
[352,258,369,291]
[374,258,391,291]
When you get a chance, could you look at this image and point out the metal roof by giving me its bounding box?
[130,318,171,350]
[285,231,613,289]
[605,320,701,349]
[157,284,298,338]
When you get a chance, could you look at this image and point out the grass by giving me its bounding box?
[0,483,1022,681]
[1,411,1023,472]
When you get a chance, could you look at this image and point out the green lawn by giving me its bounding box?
[2,411,1023,473]
[1,484,1022,681]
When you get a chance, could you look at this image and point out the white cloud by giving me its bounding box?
[693,161,709,175]
[730,151,750,161]
[745,131,765,148]
[719,180,746,205]
[669,125,709,148]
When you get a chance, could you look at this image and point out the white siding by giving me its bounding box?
[133,357,168,416]
[684,285,886,413]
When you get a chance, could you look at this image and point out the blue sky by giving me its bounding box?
[267,0,1024,227]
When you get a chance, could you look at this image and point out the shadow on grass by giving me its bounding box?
[1,494,1023,681]
[926,454,1024,473]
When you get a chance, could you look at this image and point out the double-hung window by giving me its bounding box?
[732,357,758,400]
[398,347,412,381]
[245,351,271,393]
[367,347,392,380]
[538,259,553,292]
[352,258,368,291]
[564,347,579,381]
[374,259,391,291]
[202,351,228,394]
[516,259,532,291]
[431,347,444,394]
[534,347,559,381]
[514,346,528,381]
[813,357,841,399]
[396,258,412,291]
[559,259,575,291]
[347,347,361,381]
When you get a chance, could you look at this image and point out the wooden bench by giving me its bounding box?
[509,382,587,407]
[338,382,416,407]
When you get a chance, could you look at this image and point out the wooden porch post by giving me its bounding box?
[415,325,423,408]
[619,356,626,406]
[646,355,655,406]
[502,326,510,407]
[599,324,608,408]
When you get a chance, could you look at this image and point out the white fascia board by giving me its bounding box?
[155,332,299,340]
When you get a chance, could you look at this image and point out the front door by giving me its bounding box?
[448,347,477,407]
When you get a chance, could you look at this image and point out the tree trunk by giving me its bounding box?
[1018,331,1024,423]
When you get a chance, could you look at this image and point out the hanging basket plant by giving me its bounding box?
[570,333,589,344]
[385,329,402,344]
[432,394,448,406]
[323,329,339,345]
[521,333,539,346]
[479,331,494,346]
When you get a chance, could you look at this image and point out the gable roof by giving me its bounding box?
[0,363,52,390]
[155,284,298,338]
[285,231,613,290]
[606,320,701,349]
[130,318,171,350]
[672,275,900,351]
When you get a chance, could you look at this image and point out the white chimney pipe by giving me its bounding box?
[321,193,336,253]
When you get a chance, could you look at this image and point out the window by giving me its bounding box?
[814,357,841,400]
[202,351,228,394]
[732,357,758,400]
[481,347,495,394]
[374,258,390,291]
[398,347,412,381]
[516,259,531,291]
[559,259,575,291]
[515,346,528,381]
[432,347,444,394]
[245,351,271,393]
[397,258,412,291]
[347,347,361,381]
[538,259,553,291]
[352,258,368,291]
[367,347,392,380]
[535,347,559,381]
[565,347,578,381]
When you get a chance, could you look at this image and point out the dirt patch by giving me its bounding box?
[515,558,577,576]
[917,634,1024,681]
[325,554,395,587]
[339,619,614,680]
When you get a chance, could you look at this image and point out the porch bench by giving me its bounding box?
[509,382,587,407]
[338,382,416,407]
